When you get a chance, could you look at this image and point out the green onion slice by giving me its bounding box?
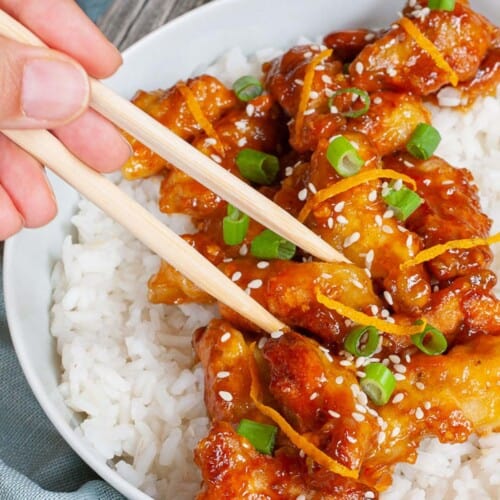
[251,229,296,260]
[223,204,249,245]
[328,87,371,118]
[233,75,263,102]
[344,326,380,357]
[326,136,365,177]
[360,363,396,406]
[411,323,448,355]
[382,185,423,221]
[406,123,442,160]
[236,149,280,185]
[428,0,455,11]
[237,418,278,455]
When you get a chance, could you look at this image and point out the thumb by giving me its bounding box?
[0,36,90,129]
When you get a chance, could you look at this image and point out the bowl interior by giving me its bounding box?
[3,0,498,498]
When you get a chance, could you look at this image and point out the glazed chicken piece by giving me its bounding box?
[195,421,375,500]
[350,0,496,95]
[293,132,431,314]
[361,334,500,490]
[122,75,237,180]
[385,154,493,281]
[159,94,285,218]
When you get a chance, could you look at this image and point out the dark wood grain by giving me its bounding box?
[99,0,214,49]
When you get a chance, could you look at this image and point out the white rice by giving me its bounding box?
[51,47,500,499]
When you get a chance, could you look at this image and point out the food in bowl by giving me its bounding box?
[51,0,500,498]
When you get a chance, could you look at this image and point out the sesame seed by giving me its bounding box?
[298,188,308,201]
[330,105,339,114]
[328,410,341,418]
[237,137,248,148]
[257,261,270,269]
[373,96,382,105]
[356,370,366,378]
[257,337,268,349]
[415,407,424,420]
[294,78,304,86]
[370,304,379,315]
[308,182,317,194]
[205,137,217,146]
[375,215,383,226]
[424,401,431,410]
[299,450,305,458]
[388,354,401,364]
[405,353,411,363]
[321,74,333,84]
[365,33,376,42]
[387,67,397,77]
[231,271,242,282]
[391,426,401,438]
[246,104,255,117]
[352,279,364,289]
[355,356,367,368]
[303,108,315,116]
[309,91,320,99]
[406,234,413,250]
[310,392,319,400]
[247,279,263,289]
[365,249,375,270]
[381,309,390,319]
[335,376,344,385]
[346,435,358,444]
[217,371,230,379]
[222,257,233,263]
[340,360,352,367]
[304,51,313,58]
[382,225,394,234]
[386,317,395,324]
[327,217,334,229]
[355,61,364,74]
[394,364,407,374]
[285,166,294,177]
[334,201,345,213]
[239,243,248,256]
[377,431,386,444]
[365,492,376,499]
[235,119,248,131]
[210,154,222,163]
[220,332,231,343]
[392,393,405,404]
[383,209,394,219]
[423,178,431,186]
[219,391,233,402]
[352,412,365,422]
[368,190,378,202]
[271,330,284,339]
[315,64,325,71]
[355,403,367,414]
[343,232,361,248]
[337,215,348,225]
[394,373,406,381]
[325,88,334,98]
[383,291,394,306]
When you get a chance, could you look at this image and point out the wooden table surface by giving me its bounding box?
[99,0,215,50]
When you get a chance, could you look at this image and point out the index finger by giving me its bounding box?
[0,0,122,78]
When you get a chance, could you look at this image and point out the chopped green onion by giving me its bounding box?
[223,204,249,245]
[328,87,371,118]
[251,229,296,260]
[326,136,365,177]
[237,418,278,455]
[411,323,448,355]
[360,363,396,406]
[428,0,455,11]
[406,123,442,160]
[344,326,380,357]
[233,75,263,102]
[236,149,280,185]
[382,185,423,221]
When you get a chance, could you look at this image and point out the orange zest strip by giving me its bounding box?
[248,344,358,479]
[401,233,500,270]
[298,169,417,222]
[295,49,333,136]
[316,290,427,336]
[177,82,225,156]
[399,17,458,87]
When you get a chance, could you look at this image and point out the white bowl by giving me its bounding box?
[3,0,498,498]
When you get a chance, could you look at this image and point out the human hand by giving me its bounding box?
[0,0,131,240]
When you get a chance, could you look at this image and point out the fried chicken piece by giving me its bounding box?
[122,75,237,179]
[298,133,431,314]
[385,153,493,281]
[159,95,285,218]
[361,334,500,489]
[218,259,382,344]
[350,0,496,95]
[195,421,375,500]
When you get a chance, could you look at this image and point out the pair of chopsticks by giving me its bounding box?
[0,9,348,334]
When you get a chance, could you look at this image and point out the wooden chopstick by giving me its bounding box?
[3,127,287,334]
[0,9,349,264]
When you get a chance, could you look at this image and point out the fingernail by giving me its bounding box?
[22,58,89,121]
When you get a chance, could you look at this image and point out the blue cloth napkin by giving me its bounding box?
[0,2,126,498]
